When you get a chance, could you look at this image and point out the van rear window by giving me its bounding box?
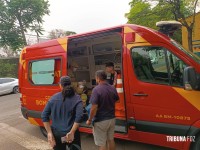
[29,58,61,85]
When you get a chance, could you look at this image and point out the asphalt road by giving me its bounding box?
[0,94,173,150]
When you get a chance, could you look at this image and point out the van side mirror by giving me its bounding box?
[183,66,198,90]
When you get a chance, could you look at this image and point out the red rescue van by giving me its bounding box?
[19,23,200,150]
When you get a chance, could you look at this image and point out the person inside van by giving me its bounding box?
[105,62,117,87]
[68,61,79,82]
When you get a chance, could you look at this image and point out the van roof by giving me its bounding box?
[26,24,170,50]
[26,24,132,49]
[67,24,125,39]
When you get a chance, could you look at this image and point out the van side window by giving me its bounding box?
[29,58,61,85]
[167,51,187,86]
[131,47,186,87]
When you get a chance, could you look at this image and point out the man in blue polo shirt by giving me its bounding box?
[86,70,119,150]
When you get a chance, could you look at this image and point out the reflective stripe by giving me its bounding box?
[116,88,123,93]
[28,117,39,126]
[117,79,123,84]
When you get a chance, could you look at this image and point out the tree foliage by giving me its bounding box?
[126,1,155,27]
[0,0,50,51]
[161,0,199,51]
[0,58,19,78]
[48,29,76,39]
[126,0,199,51]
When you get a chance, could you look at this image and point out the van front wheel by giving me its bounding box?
[40,127,47,138]
[191,135,200,150]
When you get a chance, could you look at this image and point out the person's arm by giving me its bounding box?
[86,88,98,125]
[86,104,98,125]
[66,122,80,143]
[41,100,56,148]
[66,99,83,143]
[43,122,56,147]
[114,88,120,103]
[43,122,52,134]
[113,71,118,87]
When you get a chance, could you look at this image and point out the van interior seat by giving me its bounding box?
[134,54,154,81]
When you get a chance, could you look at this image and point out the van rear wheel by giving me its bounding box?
[40,127,47,138]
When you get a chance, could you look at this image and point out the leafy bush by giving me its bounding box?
[0,58,19,78]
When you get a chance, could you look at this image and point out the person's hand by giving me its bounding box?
[66,131,74,143]
[86,119,91,125]
[47,132,56,148]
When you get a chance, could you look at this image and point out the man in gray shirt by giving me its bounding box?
[86,70,119,150]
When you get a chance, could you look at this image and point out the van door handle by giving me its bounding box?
[133,93,148,97]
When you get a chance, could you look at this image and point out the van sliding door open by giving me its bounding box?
[67,28,127,133]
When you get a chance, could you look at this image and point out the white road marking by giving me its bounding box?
[0,123,51,150]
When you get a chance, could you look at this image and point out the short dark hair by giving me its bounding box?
[60,76,71,87]
[105,62,114,67]
[95,70,107,81]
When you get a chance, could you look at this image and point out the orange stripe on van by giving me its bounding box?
[173,87,200,111]
[19,47,26,70]
[28,117,39,126]
[124,26,151,49]
[124,26,135,33]
[57,37,68,51]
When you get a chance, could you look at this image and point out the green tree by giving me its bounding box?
[0,22,24,51]
[0,58,18,78]
[0,0,50,51]
[159,0,199,51]
[125,0,177,30]
[125,1,153,27]
[126,0,199,51]
[125,0,181,42]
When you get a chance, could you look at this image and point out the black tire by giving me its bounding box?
[40,127,47,138]
[13,86,19,94]
[191,135,200,150]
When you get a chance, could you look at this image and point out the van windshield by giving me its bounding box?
[171,39,200,64]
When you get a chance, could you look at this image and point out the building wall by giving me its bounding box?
[182,12,200,52]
